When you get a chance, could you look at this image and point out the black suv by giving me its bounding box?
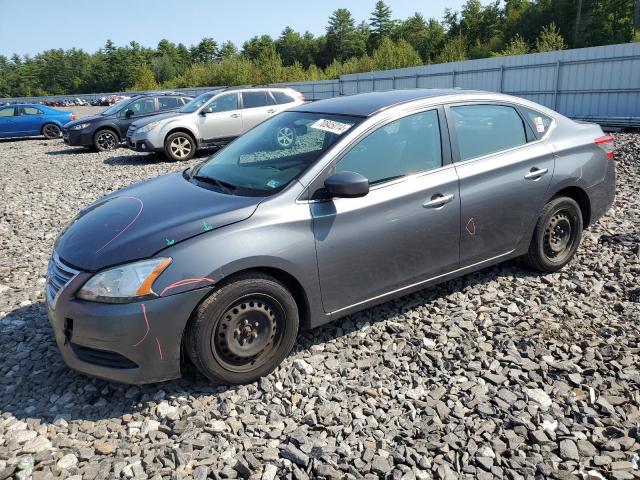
[62,92,193,151]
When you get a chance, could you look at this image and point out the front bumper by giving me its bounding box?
[63,127,94,147]
[126,129,163,153]
[47,269,211,384]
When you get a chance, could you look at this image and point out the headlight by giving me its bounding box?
[77,258,171,303]
[71,123,91,130]
[136,121,160,135]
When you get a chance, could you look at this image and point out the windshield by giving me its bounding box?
[191,111,361,196]
[179,91,220,113]
[101,99,130,116]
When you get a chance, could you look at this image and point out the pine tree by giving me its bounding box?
[535,23,566,52]
[369,1,394,50]
[132,64,158,91]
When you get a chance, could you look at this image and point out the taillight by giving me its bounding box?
[70,114,76,121]
[595,136,615,160]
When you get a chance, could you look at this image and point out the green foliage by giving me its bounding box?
[132,65,158,91]
[535,23,566,52]
[492,34,529,56]
[0,0,636,98]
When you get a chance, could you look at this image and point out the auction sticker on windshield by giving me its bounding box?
[310,119,353,135]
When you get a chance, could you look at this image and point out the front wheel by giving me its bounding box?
[165,132,195,161]
[524,196,583,272]
[42,123,61,139]
[186,273,299,385]
[94,129,119,151]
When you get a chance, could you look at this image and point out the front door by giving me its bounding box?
[446,103,555,265]
[116,97,158,137]
[199,93,242,141]
[311,109,460,313]
[0,107,19,136]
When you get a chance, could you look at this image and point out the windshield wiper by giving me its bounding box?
[192,175,238,195]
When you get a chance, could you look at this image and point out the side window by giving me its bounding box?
[0,107,16,117]
[128,98,156,115]
[337,110,442,185]
[521,107,553,137]
[451,105,527,161]
[158,97,180,111]
[242,91,271,109]
[22,107,43,115]
[209,94,238,113]
[271,91,295,104]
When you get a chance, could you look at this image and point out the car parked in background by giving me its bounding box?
[0,104,74,139]
[47,89,615,385]
[62,92,193,151]
[126,87,305,161]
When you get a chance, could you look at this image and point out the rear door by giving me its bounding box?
[311,108,460,313]
[446,102,555,265]
[0,107,19,136]
[240,90,277,131]
[198,92,242,141]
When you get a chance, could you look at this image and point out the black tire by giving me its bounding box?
[42,123,61,139]
[524,196,583,272]
[273,126,297,149]
[165,132,196,161]
[93,129,119,151]
[186,273,299,385]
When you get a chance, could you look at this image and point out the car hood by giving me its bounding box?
[64,114,104,128]
[131,112,188,129]
[55,171,262,271]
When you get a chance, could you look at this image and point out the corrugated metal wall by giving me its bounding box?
[335,43,640,126]
[2,43,639,126]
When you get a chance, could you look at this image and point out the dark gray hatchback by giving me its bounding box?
[48,89,615,384]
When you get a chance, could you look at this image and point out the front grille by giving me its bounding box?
[46,252,80,305]
[71,343,138,369]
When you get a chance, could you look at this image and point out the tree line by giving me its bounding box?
[1,0,638,97]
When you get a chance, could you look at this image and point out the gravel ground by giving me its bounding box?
[0,122,638,480]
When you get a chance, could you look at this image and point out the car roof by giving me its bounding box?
[291,89,481,117]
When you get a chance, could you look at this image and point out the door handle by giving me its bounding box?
[267,109,276,114]
[524,168,548,180]
[230,113,240,118]
[423,193,454,208]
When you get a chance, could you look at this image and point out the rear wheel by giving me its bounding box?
[165,132,195,161]
[42,123,61,139]
[524,197,583,272]
[186,273,299,385]
[94,129,119,151]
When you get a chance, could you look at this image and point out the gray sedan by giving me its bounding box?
[48,89,615,385]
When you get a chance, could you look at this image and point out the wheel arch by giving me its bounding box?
[549,185,592,228]
[94,125,121,141]
[165,127,197,146]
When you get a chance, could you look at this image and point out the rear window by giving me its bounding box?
[272,91,296,104]
[242,91,274,109]
[521,107,553,136]
[451,104,527,161]
[158,97,181,110]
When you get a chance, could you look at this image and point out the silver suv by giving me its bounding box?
[126,87,304,161]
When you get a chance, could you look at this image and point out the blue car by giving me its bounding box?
[0,104,75,139]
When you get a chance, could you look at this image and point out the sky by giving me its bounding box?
[0,0,466,57]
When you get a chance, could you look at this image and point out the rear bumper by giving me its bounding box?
[63,128,94,147]
[587,159,616,226]
[47,271,211,384]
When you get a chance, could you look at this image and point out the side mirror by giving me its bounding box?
[324,171,369,198]
[201,106,213,115]
[125,109,134,118]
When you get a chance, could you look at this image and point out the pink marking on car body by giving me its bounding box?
[132,303,150,347]
[95,196,144,254]
[159,277,214,296]
[155,337,164,361]
[465,217,476,236]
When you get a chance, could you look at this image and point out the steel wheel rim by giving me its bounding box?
[170,137,192,159]
[211,294,285,373]
[276,127,294,147]
[543,209,576,261]
[98,132,116,150]
[44,124,60,138]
